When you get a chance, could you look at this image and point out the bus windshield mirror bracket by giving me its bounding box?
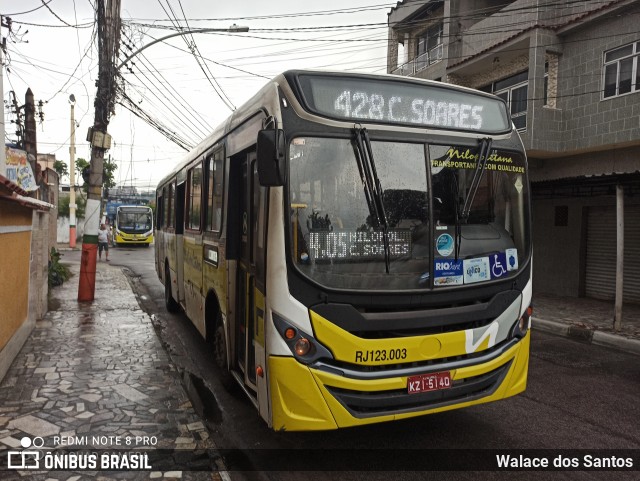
[257,117,286,186]
[353,125,391,274]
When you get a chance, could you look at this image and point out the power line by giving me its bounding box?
[129,30,269,79]
[120,27,212,140]
[3,0,54,16]
[123,3,397,23]
[118,89,193,151]
[154,0,235,110]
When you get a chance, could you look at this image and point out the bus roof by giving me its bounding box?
[116,205,152,212]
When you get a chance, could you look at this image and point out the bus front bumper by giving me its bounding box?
[268,332,529,431]
[115,233,153,245]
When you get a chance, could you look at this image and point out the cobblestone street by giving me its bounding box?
[0,262,221,480]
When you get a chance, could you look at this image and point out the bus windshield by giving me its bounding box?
[289,137,529,290]
[116,208,153,234]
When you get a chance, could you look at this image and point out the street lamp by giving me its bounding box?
[69,94,77,248]
[117,24,250,70]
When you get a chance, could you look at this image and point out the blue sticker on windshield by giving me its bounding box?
[434,259,463,286]
[436,233,454,256]
[463,257,490,284]
[489,252,509,279]
[506,248,518,271]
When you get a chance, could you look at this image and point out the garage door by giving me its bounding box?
[585,204,640,303]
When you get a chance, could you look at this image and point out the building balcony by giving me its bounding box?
[392,45,443,76]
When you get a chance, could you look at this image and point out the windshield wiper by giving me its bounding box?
[461,138,493,220]
[353,125,391,274]
[454,137,493,260]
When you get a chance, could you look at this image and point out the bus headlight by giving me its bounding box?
[295,338,311,356]
[511,305,533,339]
[272,312,333,365]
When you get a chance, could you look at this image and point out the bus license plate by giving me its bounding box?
[407,371,451,394]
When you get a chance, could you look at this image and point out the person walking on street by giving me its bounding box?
[98,223,111,261]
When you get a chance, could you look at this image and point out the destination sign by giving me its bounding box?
[308,229,412,261]
[297,75,511,133]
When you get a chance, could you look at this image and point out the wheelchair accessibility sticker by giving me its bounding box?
[489,252,509,279]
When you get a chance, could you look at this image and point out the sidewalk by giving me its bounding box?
[533,293,640,355]
[0,260,222,480]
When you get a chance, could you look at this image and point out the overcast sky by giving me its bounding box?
[2,0,392,191]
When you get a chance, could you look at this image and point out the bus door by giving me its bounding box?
[235,152,267,393]
[175,180,186,305]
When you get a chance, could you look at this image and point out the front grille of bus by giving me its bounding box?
[311,290,520,339]
[324,359,512,418]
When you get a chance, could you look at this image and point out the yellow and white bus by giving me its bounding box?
[113,205,154,246]
[155,70,532,431]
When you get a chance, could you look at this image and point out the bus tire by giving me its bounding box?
[212,314,236,391]
[164,265,180,313]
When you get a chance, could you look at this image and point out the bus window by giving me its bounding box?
[162,184,173,227]
[157,193,164,229]
[206,151,224,232]
[187,164,203,231]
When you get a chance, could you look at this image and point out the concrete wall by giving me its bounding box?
[459,0,538,59]
[57,215,85,243]
[533,195,640,297]
[29,210,49,322]
[43,168,59,252]
[532,197,586,296]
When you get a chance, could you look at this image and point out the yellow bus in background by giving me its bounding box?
[113,205,153,246]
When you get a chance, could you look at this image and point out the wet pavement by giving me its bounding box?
[534,293,640,354]
[0,260,222,480]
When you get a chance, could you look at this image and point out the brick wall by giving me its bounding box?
[557,7,640,152]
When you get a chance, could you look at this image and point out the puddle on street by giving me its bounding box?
[48,297,61,311]
[182,371,222,426]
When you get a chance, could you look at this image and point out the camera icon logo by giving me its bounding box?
[7,436,44,469]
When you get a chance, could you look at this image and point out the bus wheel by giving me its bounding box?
[213,315,236,391]
[164,266,180,313]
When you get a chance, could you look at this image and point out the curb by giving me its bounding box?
[533,317,640,356]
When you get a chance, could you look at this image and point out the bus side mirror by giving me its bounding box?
[257,129,286,186]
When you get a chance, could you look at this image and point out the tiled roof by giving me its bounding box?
[0,173,29,196]
[0,173,53,210]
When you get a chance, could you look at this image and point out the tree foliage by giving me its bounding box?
[53,160,69,180]
[58,193,86,218]
[75,157,117,191]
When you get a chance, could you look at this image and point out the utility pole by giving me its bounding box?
[0,17,8,176]
[613,185,624,331]
[24,88,37,185]
[69,95,77,248]
[78,0,121,301]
